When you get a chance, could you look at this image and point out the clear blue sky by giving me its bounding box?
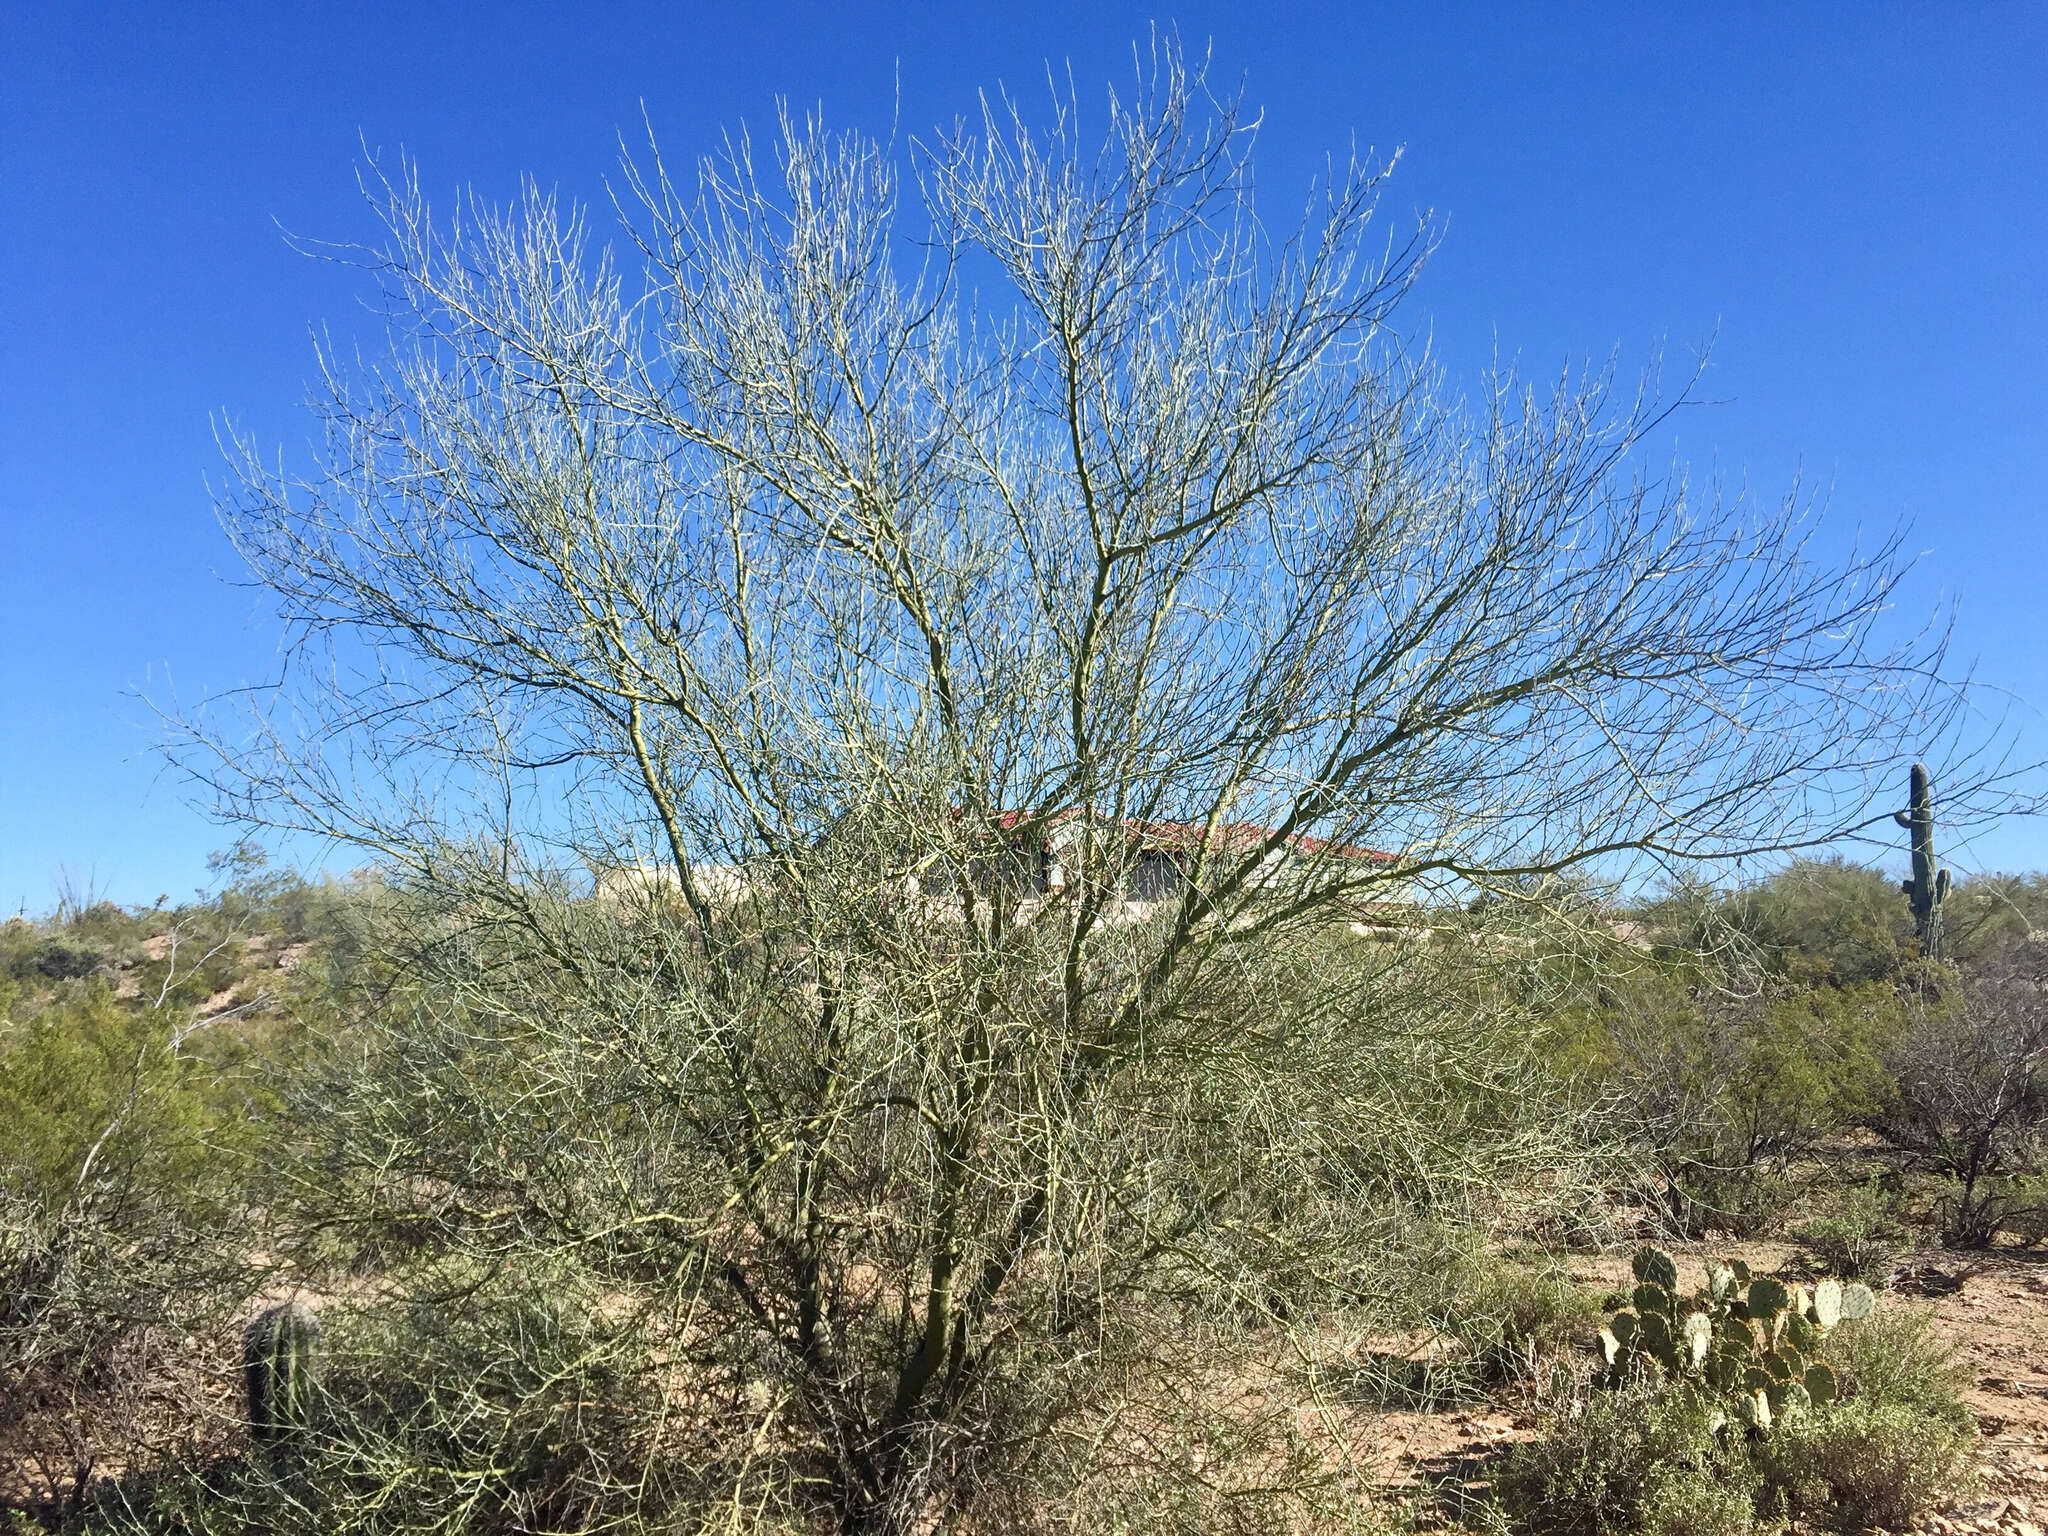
[3,1,2044,912]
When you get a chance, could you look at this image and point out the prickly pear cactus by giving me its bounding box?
[1632,1245,1681,1294]
[1596,1248,1877,1434]
[245,1300,321,1445]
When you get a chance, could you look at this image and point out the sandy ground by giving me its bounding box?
[1914,1248,2048,1534]
[8,1232,2041,1530]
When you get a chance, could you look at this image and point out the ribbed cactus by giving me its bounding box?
[1596,1248,1877,1434]
[244,1300,321,1445]
[1894,762,1950,959]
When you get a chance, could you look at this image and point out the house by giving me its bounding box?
[594,809,1405,928]
[984,808,1399,908]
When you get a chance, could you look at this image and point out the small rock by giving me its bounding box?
[1948,1501,2007,1523]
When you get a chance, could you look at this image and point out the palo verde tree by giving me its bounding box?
[176,44,1968,1535]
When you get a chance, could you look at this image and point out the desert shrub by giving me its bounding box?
[1,903,161,994]
[0,986,217,1209]
[1593,975,1898,1237]
[1996,1174,2048,1245]
[1491,1381,1761,1536]
[1640,860,1912,988]
[209,846,356,950]
[1595,865,1913,1240]
[0,980,273,1515]
[1881,935,2048,1247]
[1820,1307,1972,1431]
[1746,985,1899,1140]
[66,901,153,949]
[265,875,356,948]
[182,880,1595,1534]
[1792,1177,1908,1280]
[1495,1377,1974,1536]
[21,939,105,984]
[1495,1246,1977,1536]
[1755,1400,1975,1531]
[1451,1255,1602,1385]
[1929,1170,2048,1249]
[1726,858,1914,987]
[1634,1470,1764,1536]
[130,932,249,1012]
[208,1266,668,1536]
[1945,872,2048,962]
[1667,1169,1796,1242]
[1344,1230,1602,1407]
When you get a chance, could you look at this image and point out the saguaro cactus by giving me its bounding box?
[244,1300,321,1445]
[1893,763,1950,958]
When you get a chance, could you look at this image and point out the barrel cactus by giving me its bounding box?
[1598,1247,1874,1433]
[244,1300,321,1445]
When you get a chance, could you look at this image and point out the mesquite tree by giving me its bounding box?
[176,45,1966,1534]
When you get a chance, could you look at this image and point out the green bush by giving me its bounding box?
[1452,1256,1603,1385]
[0,968,290,1513]
[1764,1305,1976,1528]
[1820,1307,1972,1432]
[132,933,250,1011]
[1350,1239,1602,1408]
[1945,871,2048,962]
[1491,1382,1762,1536]
[23,937,104,983]
[1650,859,1912,987]
[1735,984,1899,1152]
[1929,1171,2048,1250]
[68,900,152,948]
[1351,1256,1597,1409]
[1667,1168,1795,1241]
[1792,1177,1908,1280]
[1999,1174,2048,1245]
[1496,1373,1972,1536]
[1584,968,1900,1238]
[1636,1467,1763,1536]
[0,985,218,1210]
[1756,1400,1975,1531]
[1881,936,2048,1249]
